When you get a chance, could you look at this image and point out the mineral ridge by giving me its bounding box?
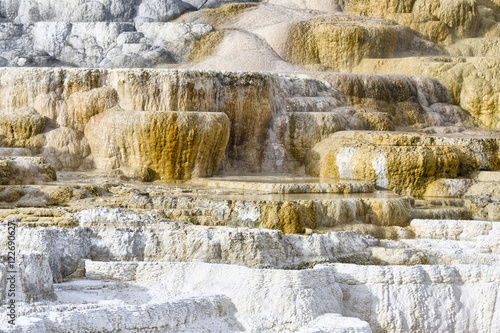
[1,0,500,332]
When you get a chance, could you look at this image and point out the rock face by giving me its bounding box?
[326,263,500,333]
[306,131,482,196]
[0,157,56,185]
[0,107,46,147]
[85,110,230,180]
[0,251,54,303]
[354,57,500,129]
[345,0,481,44]
[321,73,476,128]
[0,0,262,68]
[1,0,500,332]
[278,16,445,70]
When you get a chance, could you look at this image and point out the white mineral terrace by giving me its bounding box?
[1,0,500,332]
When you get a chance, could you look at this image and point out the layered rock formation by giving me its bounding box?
[86,110,230,179]
[1,0,500,332]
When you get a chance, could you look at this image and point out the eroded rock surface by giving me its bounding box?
[1,0,500,332]
[86,110,230,180]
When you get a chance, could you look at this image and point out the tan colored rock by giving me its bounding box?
[354,57,500,129]
[0,68,105,111]
[321,72,475,128]
[273,109,395,171]
[431,0,480,39]
[60,87,119,132]
[0,186,26,203]
[106,69,277,173]
[282,112,347,163]
[260,201,313,234]
[446,37,500,56]
[0,107,46,147]
[305,131,479,196]
[175,3,258,27]
[128,191,413,231]
[1,67,352,173]
[33,92,67,128]
[0,148,32,157]
[85,110,230,180]
[0,157,56,185]
[386,12,453,45]
[346,0,480,44]
[33,87,118,132]
[466,181,500,198]
[41,127,92,171]
[276,16,443,70]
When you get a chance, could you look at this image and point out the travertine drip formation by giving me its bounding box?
[1,0,500,332]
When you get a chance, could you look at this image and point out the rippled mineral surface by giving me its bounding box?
[1,0,500,332]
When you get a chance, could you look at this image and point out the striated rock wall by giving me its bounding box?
[321,73,476,128]
[128,192,414,232]
[326,263,500,333]
[354,57,500,129]
[85,110,230,180]
[0,67,344,174]
[306,131,484,196]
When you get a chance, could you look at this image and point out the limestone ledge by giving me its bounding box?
[274,15,444,71]
[128,192,414,233]
[0,295,240,333]
[0,251,54,304]
[0,67,474,175]
[85,110,230,180]
[1,209,378,274]
[0,67,341,173]
[83,260,500,333]
[305,131,498,196]
[354,57,500,129]
[0,156,56,185]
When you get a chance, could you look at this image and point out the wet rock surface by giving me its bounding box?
[1,0,500,332]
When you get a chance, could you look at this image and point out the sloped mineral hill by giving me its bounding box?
[1,0,500,332]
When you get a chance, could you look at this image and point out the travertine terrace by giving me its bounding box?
[1,0,500,332]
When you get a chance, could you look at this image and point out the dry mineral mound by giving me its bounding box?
[1,0,500,332]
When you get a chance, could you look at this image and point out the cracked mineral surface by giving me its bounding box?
[1,0,500,332]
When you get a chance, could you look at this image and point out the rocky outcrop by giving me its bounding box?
[0,157,56,185]
[306,131,481,196]
[85,110,230,180]
[0,107,46,147]
[354,57,500,129]
[272,16,444,71]
[1,1,500,332]
[41,127,92,171]
[0,251,54,304]
[128,191,414,232]
[345,0,481,44]
[1,67,353,173]
[321,73,475,128]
